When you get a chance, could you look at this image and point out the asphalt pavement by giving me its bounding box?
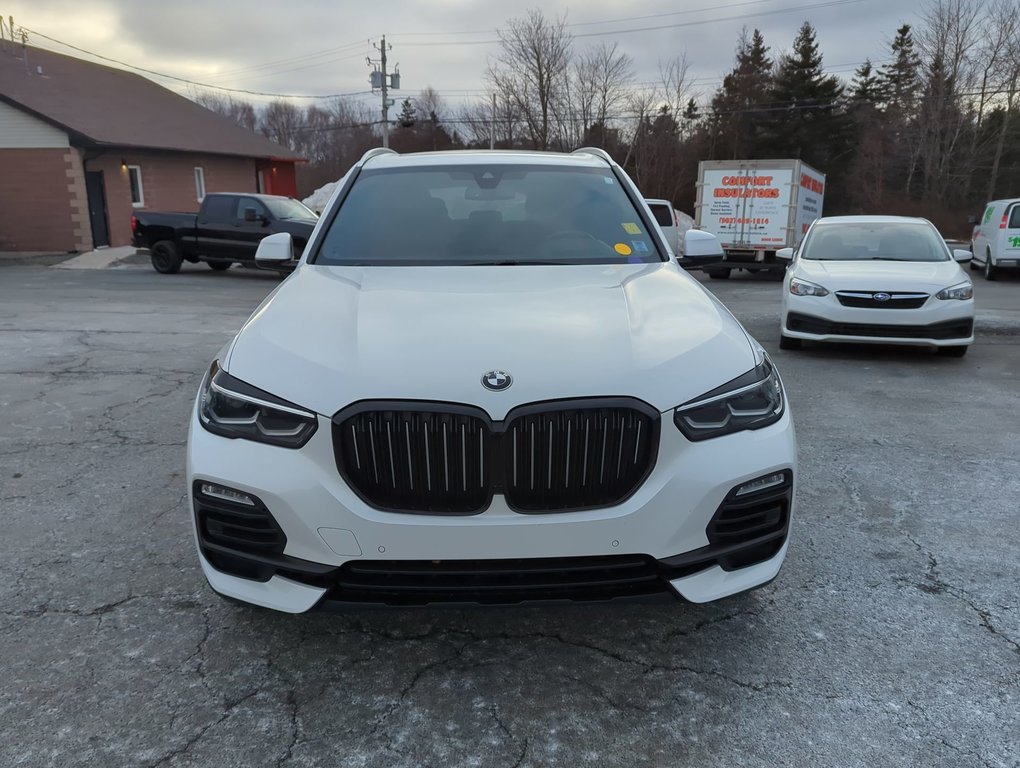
[1,258,1018,767]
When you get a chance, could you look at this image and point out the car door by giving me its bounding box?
[196,195,238,260]
[233,196,271,262]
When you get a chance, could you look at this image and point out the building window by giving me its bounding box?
[127,165,144,207]
[194,166,206,202]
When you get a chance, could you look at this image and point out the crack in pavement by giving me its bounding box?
[145,688,259,768]
[906,534,1020,655]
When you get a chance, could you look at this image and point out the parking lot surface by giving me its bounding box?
[1,260,1018,767]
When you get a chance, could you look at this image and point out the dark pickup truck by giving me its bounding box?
[131,192,318,274]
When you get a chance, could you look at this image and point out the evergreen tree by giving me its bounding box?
[878,25,921,117]
[761,21,847,167]
[708,28,773,158]
[850,59,882,106]
[397,98,417,128]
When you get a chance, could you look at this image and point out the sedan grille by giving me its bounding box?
[786,312,973,340]
[835,291,929,309]
[333,399,659,515]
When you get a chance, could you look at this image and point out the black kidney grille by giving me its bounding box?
[336,408,489,514]
[505,407,656,511]
[333,400,659,515]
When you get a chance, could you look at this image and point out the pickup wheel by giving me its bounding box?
[150,241,183,274]
[706,268,730,280]
[207,261,232,271]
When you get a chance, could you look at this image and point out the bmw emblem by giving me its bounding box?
[481,370,512,391]
[873,292,891,302]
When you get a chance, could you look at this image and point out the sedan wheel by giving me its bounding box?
[937,345,968,358]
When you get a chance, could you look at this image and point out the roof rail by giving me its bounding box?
[359,147,399,164]
[571,147,615,165]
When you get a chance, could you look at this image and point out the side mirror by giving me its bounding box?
[243,207,259,222]
[776,247,795,261]
[682,229,724,260]
[255,232,293,264]
[953,249,972,263]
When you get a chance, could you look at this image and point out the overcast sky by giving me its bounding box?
[8,0,922,113]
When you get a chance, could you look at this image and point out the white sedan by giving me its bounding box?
[779,216,975,357]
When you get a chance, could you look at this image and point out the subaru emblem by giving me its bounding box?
[873,292,891,302]
[481,370,512,391]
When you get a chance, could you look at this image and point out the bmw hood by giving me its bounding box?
[795,258,968,292]
[223,263,758,419]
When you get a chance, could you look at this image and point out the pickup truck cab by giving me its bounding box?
[131,192,318,274]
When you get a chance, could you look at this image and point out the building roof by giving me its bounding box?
[0,45,300,161]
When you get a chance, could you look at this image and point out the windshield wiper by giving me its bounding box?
[464,260,561,266]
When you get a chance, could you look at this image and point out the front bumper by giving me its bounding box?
[187,398,797,611]
[782,292,974,347]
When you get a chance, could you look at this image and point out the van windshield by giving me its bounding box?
[801,222,950,262]
[313,164,664,266]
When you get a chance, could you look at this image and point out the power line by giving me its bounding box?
[22,28,370,100]
[396,0,870,46]
[201,38,374,80]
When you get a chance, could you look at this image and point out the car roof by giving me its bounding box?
[363,149,612,170]
[207,192,294,201]
[814,215,933,225]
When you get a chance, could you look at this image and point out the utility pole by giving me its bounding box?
[368,37,398,148]
[490,93,496,150]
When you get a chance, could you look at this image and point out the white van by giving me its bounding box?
[971,199,1020,280]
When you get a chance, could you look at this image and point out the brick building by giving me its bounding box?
[0,45,301,252]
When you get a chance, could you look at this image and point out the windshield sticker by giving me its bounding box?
[603,177,615,185]
[622,222,641,235]
[614,243,633,256]
[631,240,649,253]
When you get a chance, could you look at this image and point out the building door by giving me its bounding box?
[85,171,110,248]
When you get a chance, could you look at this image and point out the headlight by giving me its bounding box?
[198,362,317,448]
[935,281,973,300]
[789,277,829,296]
[674,359,785,441]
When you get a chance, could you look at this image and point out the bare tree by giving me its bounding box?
[984,0,1020,198]
[193,90,258,131]
[486,9,572,150]
[259,99,304,150]
[916,0,983,201]
[572,41,634,147]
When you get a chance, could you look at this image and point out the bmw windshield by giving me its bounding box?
[312,164,665,266]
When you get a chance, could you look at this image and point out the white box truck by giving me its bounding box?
[694,159,825,278]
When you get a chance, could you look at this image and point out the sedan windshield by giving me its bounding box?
[264,198,317,220]
[313,164,664,266]
[801,222,949,262]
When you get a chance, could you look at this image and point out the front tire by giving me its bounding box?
[779,334,802,350]
[150,240,183,274]
[937,345,968,358]
[984,250,997,280]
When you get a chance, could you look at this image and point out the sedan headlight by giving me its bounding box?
[789,277,829,296]
[674,359,785,441]
[198,362,318,448]
[935,281,973,300]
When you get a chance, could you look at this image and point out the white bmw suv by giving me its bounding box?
[187,148,796,612]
